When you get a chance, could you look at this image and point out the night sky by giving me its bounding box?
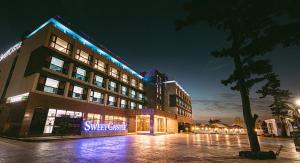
[1,0,299,124]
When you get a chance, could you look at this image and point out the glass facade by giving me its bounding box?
[50,35,72,54]
[49,57,64,72]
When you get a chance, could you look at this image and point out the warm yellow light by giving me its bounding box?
[296,99,300,107]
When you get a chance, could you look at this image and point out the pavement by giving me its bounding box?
[0,134,299,163]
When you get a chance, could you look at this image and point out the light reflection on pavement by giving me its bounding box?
[0,134,299,163]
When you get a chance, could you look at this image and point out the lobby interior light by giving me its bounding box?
[296,98,300,107]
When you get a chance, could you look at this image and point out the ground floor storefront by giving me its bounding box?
[0,92,180,137]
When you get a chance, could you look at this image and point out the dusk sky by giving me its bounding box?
[1,0,299,124]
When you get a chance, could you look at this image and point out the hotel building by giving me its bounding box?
[0,17,192,137]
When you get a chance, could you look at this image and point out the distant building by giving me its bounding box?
[0,17,192,137]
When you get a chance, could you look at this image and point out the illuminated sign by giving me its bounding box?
[83,121,126,131]
[0,42,22,62]
[6,92,29,103]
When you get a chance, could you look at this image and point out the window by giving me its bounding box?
[49,57,64,72]
[131,90,136,99]
[72,85,83,99]
[74,67,87,81]
[110,67,119,78]
[94,75,104,87]
[109,81,117,92]
[76,49,91,64]
[90,90,104,104]
[108,95,116,106]
[138,83,143,90]
[44,78,59,94]
[131,79,137,87]
[130,102,136,109]
[87,113,102,123]
[138,104,143,109]
[121,86,128,95]
[121,74,128,83]
[94,59,106,72]
[50,35,72,54]
[138,93,144,101]
[120,99,127,109]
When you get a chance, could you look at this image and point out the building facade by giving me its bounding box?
[0,17,192,137]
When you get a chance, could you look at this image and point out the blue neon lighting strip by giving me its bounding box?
[26,18,143,80]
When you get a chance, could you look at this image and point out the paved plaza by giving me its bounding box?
[0,134,299,162]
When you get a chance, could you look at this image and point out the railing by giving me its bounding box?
[75,54,90,65]
[108,101,117,107]
[121,90,128,96]
[71,92,86,100]
[89,97,104,104]
[73,73,87,81]
[94,81,104,88]
[121,104,127,109]
[37,84,64,95]
[108,85,117,92]
[49,64,63,73]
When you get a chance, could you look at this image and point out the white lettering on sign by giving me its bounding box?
[0,42,22,62]
[83,121,126,131]
[6,92,29,103]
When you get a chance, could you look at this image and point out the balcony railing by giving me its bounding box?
[108,85,117,92]
[89,97,104,104]
[121,90,128,96]
[108,101,117,107]
[73,73,87,82]
[121,104,127,109]
[94,81,105,88]
[70,92,86,100]
[37,84,64,95]
[49,64,63,73]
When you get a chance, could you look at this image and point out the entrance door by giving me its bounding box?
[29,108,48,135]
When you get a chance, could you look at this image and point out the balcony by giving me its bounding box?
[94,81,105,88]
[70,92,86,100]
[108,85,117,92]
[121,90,128,96]
[73,73,87,82]
[37,84,64,95]
[108,101,117,107]
[121,104,127,109]
[89,97,104,104]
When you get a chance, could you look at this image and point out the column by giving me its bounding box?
[150,114,154,135]
[63,82,70,97]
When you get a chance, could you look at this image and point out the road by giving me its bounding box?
[0,134,299,162]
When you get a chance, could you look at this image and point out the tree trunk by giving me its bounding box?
[240,84,261,152]
[279,118,288,137]
[233,55,261,152]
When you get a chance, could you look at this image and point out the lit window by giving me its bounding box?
[74,67,87,81]
[138,93,143,101]
[121,74,128,83]
[94,59,106,72]
[130,102,136,109]
[90,90,104,104]
[110,67,119,78]
[72,85,83,99]
[49,57,64,72]
[138,83,143,90]
[76,49,91,64]
[109,81,117,92]
[87,113,102,123]
[121,86,127,95]
[121,99,127,109]
[131,90,136,99]
[108,95,116,106]
[131,79,137,87]
[138,104,143,109]
[94,75,104,87]
[50,35,72,54]
[44,78,59,94]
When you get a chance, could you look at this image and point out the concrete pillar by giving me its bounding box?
[89,72,94,85]
[104,93,108,106]
[150,114,154,135]
[87,88,91,102]
[63,82,70,97]
[117,97,120,108]
[31,73,40,92]
[68,63,74,78]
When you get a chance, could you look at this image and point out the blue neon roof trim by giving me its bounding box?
[26,18,143,80]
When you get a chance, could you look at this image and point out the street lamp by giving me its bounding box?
[296,99,300,107]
